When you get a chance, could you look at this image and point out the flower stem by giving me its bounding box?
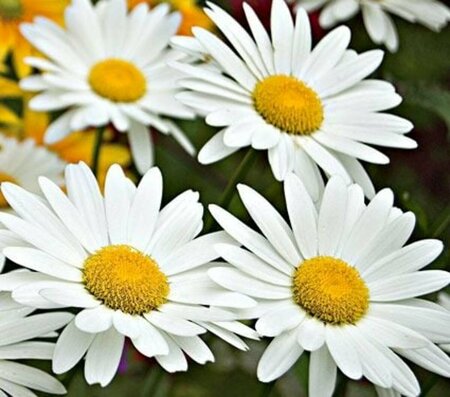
[141,365,165,397]
[91,126,105,177]
[260,381,276,397]
[204,149,257,232]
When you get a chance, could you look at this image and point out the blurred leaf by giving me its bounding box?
[402,83,450,132]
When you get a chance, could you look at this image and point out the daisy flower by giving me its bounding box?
[296,0,450,52]
[0,162,256,386]
[128,0,214,36]
[0,0,68,77]
[173,0,416,199]
[208,173,450,397]
[0,292,72,397]
[20,0,196,174]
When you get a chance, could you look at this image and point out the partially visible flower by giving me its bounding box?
[295,0,450,52]
[0,135,65,207]
[0,162,256,386]
[173,0,416,200]
[20,0,195,174]
[129,0,213,36]
[209,173,450,397]
[0,0,68,77]
[0,291,72,397]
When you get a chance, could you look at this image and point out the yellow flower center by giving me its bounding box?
[88,59,147,103]
[0,172,18,207]
[0,0,22,19]
[83,245,169,315]
[252,75,324,135]
[293,256,369,325]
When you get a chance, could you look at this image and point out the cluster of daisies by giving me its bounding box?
[0,0,449,396]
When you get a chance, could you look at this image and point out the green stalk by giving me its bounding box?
[91,126,105,177]
[260,380,276,397]
[204,149,257,231]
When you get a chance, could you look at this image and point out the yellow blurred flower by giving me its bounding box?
[128,0,213,36]
[0,0,68,77]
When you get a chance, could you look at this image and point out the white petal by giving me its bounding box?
[75,306,113,334]
[237,184,300,265]
[326,326,362,380]
[214,244,292,286]
[297,317,326,351]
[256,304,305,337]
[128,121,153,174]
[53,320,94,374]
[257,329,303,382]
[171,335,214,364]
[209,204,292,274]
[369,271,450,301]
[208,267,291,300]
[145,311,206,337]
[130,317,169,358]
[84,328,124,387]
[0,361,66,394]
[0,312,73,347]
[40,283,100,308]
[192,27,256,91]
[198,130,239,164]
[154,332,188,373]
[317,176,348,256]
[3,247,82,282]
[127,167,162,251]
[284,173,318,259]
[104,164,132,244]
[309,345,337,397]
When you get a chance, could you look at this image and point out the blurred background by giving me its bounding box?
[0,0,449,396]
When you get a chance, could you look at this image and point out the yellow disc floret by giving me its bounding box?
[253,75,324,135]
[0,0,22,19]
[0,172,18,207]
[88,59,147,103]
[293,256,369,325]
[83,245,169,315]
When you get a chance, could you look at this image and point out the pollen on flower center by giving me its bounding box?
[293,256,369,325]
[0,0,22,19]
[0,172,18,207]
[252,75,324,135]
[83,245,169,315]
[88,59,147,103]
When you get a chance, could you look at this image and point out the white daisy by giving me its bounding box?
[208,173,450,397]
[172,0,416,200]
[0,135,66,269]
[296,0,450,52]
[0,292,72,397]
[0,162,256,386]
[20,0,196,174]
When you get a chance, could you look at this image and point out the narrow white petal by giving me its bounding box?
[257,329,303,382]
[53,320,95,374]
[84,328,124,387]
